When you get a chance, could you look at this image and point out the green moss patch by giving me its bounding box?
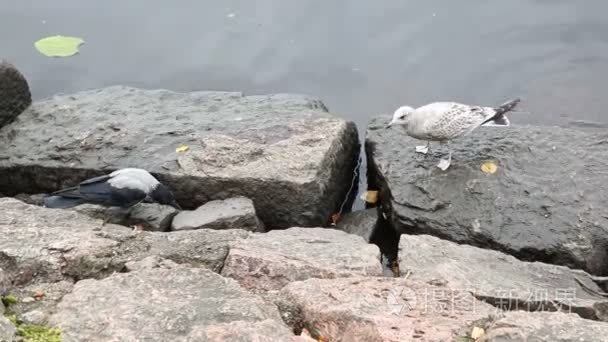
[1,294,18,307]
[3,294,63,342]
[7,314,63,342]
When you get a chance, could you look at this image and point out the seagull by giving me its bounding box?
[385,98,521,170]
[43,168,182,210]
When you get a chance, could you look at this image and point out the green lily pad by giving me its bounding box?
[34,35,85,57]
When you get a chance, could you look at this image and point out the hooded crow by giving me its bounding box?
[43,168,182,210]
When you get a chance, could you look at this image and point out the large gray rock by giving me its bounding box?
[172,196,264,232]
[278,277,496,342]
[0,86,359,229]
[0,60,31,128]
[0,198,247,286]
[0,197,143,285]
[0,314,16,342]
[49,259,297,341]
[399,234,608,321]
[366,116,608,275]
[478,311,608,341]
[72,202,179,232]
[221,228,382,291]
[335,208,377,242]
[129,203,179,231]
[142,229,249,273]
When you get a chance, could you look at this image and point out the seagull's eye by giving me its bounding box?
[399,114,406,119]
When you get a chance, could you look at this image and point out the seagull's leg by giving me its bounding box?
[437,141,452,171]
[415,141,431,154]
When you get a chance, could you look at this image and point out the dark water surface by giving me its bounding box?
[2,0,608,128]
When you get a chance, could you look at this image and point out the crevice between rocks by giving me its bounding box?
[363,138,401,277]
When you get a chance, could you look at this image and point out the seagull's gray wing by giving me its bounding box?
[423,102,495,140]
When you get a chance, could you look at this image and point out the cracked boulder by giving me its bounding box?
[0,86,359,229]
[367,116,608,275]
[48,259,299,341]
[221,227,382,292]
[278,277,496,342]
[172,196,264,232]
[0,60,31,128]
[478,311,608,341]
[399,234,608,321]
[0,198,248,287]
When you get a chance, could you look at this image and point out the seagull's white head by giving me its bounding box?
[386,106,414,129]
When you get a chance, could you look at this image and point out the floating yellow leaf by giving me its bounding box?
[471,326,485,340]
[175,145,190,153]
[480,161,498,174]
[34,35,85,57]
[360,190,378,204]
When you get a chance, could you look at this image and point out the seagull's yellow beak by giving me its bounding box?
[385,122,393,129]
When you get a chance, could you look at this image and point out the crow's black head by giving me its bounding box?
[150,184,181,210]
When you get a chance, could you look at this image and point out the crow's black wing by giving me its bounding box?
[50,174,146,207]
[76,181,147,207]
[79,174,112,186]
[50,174,112,197]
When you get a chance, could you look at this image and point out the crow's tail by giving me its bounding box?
[43,195,84,209]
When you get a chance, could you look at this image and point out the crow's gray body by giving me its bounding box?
[43,168,177,209]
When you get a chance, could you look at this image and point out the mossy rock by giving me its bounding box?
[1,294,17,307]
[0,60,32,128]
[7,313,63,342]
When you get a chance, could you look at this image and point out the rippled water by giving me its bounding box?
[2,0,608,130]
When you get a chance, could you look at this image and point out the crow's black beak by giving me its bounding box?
[170,200,182,210]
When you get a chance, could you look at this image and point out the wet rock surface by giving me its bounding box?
[278,276,496,342]
[367,116,608,275]
[0,86,359,229]
[48,258,296,342]
[399,234,608,321]
[172,196,264,232]
[478,311,608,341]
[0,60,31,129]
[221,227,383,292]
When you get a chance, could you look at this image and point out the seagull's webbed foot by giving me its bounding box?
[436,143,452,171]
[415,141,431,155]
[436,158,451,171]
